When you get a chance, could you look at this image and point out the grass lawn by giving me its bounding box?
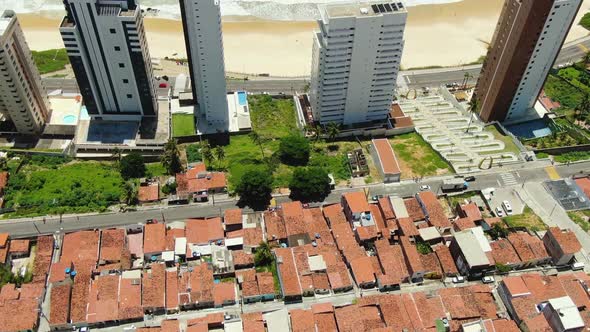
[172,114,195,137]
[581,12,590,31]
[503,206,547,232]
[31,49,69,74]
[553,151,590,163]
[568,210,590,232]
[447,191,481,209]
[544,74,584,110]
[249,95,297,138]
[484,124,521,155]
[388,132,453,179]
[3,159,124,217]
[146,162,167,177]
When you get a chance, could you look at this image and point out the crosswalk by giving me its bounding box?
[499,172,518,187]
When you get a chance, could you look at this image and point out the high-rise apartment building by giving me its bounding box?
[310,1,407,126]
[180,0,229,131]
[60,0,157,121]
[0,10,51,135]
[474,0,581,123]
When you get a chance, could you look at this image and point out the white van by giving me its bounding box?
[571,262,585,271]
[502,200,513,215]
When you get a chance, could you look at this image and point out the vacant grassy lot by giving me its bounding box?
[146,162,167,177]
[484,125,521,155]
[568,210,590,232]
[4,157,124,217]
[389,132,453,178]
[249,95,297,138]
[172,114,195,137]
[31,48,69,74]
[503,206,547,232]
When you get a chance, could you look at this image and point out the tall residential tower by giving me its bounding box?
[0,10,51,135]
[179,0,229,131]
[60,0,157,120]
[474,0,582,123]
[310,1,407,126]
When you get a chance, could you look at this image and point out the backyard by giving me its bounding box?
[31,48,69,74]
[3,156,124,217]
[172,114,196,137]
[388,132,454,179]
[503,206,547,232]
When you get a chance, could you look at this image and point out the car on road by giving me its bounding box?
[482,276,495,284]
[502,200,513,215]
[495,207,505,217]
[465,176,476,182]
[420,185,431,191]
[571,262,585,271]
[452,276,465,284]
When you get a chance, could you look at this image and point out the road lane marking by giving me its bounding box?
[578,43,589,53]
[545,166,560,180]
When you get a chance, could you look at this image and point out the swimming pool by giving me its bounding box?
[237,91,248,106]
[63,115,77,124]
[506,119,552,139]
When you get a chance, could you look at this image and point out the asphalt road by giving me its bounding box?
[1,161,587,239]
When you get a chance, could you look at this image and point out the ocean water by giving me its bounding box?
[0,0,461,21]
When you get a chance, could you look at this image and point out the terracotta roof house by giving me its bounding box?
[370,138,401,183]
[143,223,166,259]
[575,177,590,199]
[341,191,371,224]
[264,210,287,243]
[322,203,348,226]
[457,202,483,223]
[274,247,302,302]
[175,163,227,202]
[507,232,551,267]
[416,191,452,232]
[491,239,521,269]
[185,218,224,245]
[224,208,243,232]
[350,256,376,288]
[139,183,160,203]
[400,236,426,283]
[543,227,582,266]
[433,245,459,277]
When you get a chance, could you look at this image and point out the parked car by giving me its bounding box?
[571,262,585,271]
[420,185,431,191]
[495,207,505,217]
[465,176,476,182]
[371,194,384,202]
[158,82,168,88]
[482,276,495,284]
[502,200,513,215]
[452,276,465,284]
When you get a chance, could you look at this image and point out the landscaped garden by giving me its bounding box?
[172,114,196,137]
[484,125,521,155]
[31,48,70,74]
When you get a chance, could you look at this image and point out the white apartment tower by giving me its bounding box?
[310,1,407,126]
[180,0,229,131]
[0,10,51,135]
[60,0,157,120]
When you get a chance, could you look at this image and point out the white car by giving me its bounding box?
[482,276,495,284]
[495,206,505,217]
[452,276,465,284]
[420,185,431,191]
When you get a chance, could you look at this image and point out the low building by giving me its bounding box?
[416,191,452,234]
[350,256,376,289]
[400,236,426,283]
[274,247,302,303]
[543,227,582,266]
[7,239,30,260]
[143,223,166,261]
[176,163,227,202]
[507,232,551,267]
[224,208,243,233]
[490,239,521,270]
[450,227,493,278]
[341,191,371,225]
[370,138,401,183]
[542,296,585,332]
[138,183,160,204]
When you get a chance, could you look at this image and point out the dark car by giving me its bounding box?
[465,176,476,182]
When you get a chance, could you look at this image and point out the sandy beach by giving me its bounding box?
[17,0,590,77]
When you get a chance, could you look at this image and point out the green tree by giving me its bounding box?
[325,122,341,142]
[214,146,225,169]
[488,223,509,240]
[288,167,331,202]
[466,97,479,133]
[111,147,122,164]
[575,93,590,121]
[119,152,146,180]
[495,263,511,273]
[0,158,7,171]
[201,141,214,167]
[255,241,275,267]
[249,131,266,159]
[236,167,273,210]
[279,134,311,166]
[584,51,590,67]
[123,181,138,205]
[162,139,183,175]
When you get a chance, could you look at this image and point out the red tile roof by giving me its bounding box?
[0,233,8,247]
[404,198,425,222]
[547,227,582,254]
[242,312,265,332]
[61,230,100,266]
[281,201,307,237]
[303,208,335,247]
[331,223,366,263]
[213,282,235,306]
[372,139,401,175]
[185,218,224,245]
[420,253,443,276]
[369,204,388,235]
[290,309,315,332]
[142,263,166,309]
[377,197,396,221]
[274,247,302,297]
[459,202,482,222]
[118,277,143,321]
[32,235,53,283]
[8,239,29,253]
[417,192,451,229]
[342,191,370,214]
[187,264,214,305]
[538,89,561,111]
[100,229,127,264]
[350,256,375,286]
[49,283,71,326]
[70,269,92,324]
[335,304,385,332]
[256,272,275,295]
[264,210,287,241]
[138,183,159,202]
[165,270,178,311]
[356,225,378,242]
[232,250,254,268]
[176,166,227,194]
[375,239,408,285]
[144,223,166,254]
[400,236,425,275]
[322,204,348,225]
[0,172,8,192]
[453,217,476,231]
[165,228,185,251]
[224,208,243,226]
[433,245,458,276]
[87,274,119,323]
[575,177,590,199]
[397,217,419,237]
[243,227,263,247]
[491,239,521,265]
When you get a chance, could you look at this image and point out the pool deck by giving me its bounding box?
[47,96,82,126]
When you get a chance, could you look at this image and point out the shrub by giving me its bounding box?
[236,167,273,210]
[288,167,331,203]
[186,144,202,163]
[278,135,310,166]
[119,153,146,180]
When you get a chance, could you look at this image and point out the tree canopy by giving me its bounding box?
[119,152,146,180]
[288,167,331,202]
[162,139,183,175]
[278,134,310,166]
[236,167,273,210]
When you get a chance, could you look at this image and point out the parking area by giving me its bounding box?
[544,179,590,211]
[486,187,525,217]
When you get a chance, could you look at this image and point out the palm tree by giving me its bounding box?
[249,131,265,159]
[462,72,473,89]
[466,97,479,134]
[325,122,341,142]
[161,139,183,175]
[123,181,138,205]
[575,93,590,121]
[111,147,122,166]
[311,123,323,141]
[214,146,225,169]
[254,241,275,267]
[201,145,214,168]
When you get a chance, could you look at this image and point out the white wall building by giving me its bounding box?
[60,0,157,121]
[505,0,581,121]
[0,10,51,135]
[310,1,407,126]
[180,0,229,132]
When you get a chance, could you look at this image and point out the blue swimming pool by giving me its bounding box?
[237,91,248,106]
[63,115,77,124]
[506,119,553,139]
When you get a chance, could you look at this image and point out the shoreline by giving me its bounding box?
[17,0,590,77]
